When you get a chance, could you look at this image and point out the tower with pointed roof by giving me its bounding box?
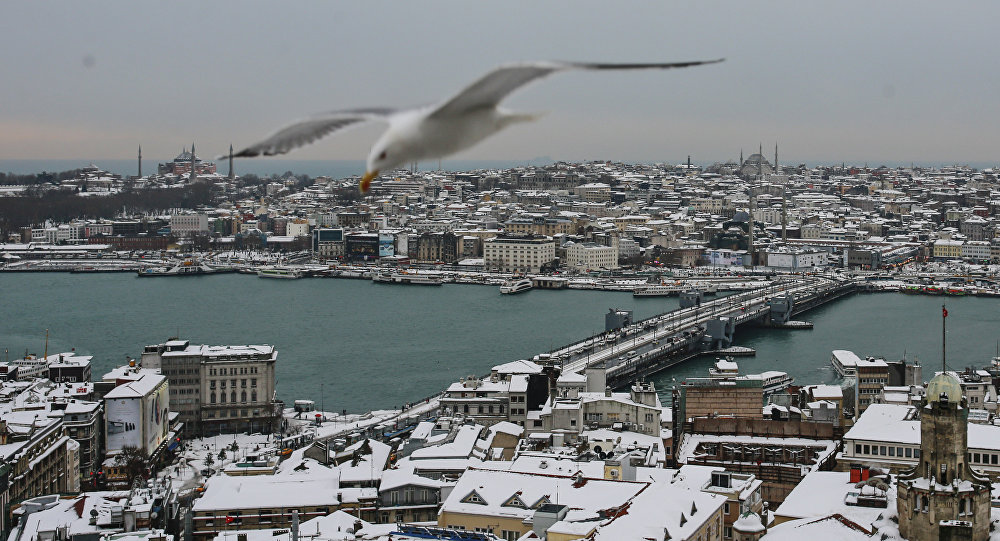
[896,372,990,540]
[190,142,197,182]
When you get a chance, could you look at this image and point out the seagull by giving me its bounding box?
[229,59,724,193]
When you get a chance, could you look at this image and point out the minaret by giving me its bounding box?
[137,144,142,178]
[228,144,235,180]
[190,142,197,182]
[778,143,787,242]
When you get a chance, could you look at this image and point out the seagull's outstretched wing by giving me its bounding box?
[429,59,724,119]
[229,108,395,158]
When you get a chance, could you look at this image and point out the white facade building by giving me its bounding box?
[483,236,555,273]
[565,242,618,272]
[764,249,827,270]
[169,213,209,236]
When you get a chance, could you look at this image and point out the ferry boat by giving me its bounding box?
[706,358,793,394]
[750,370,795,394]
[372,271,443,286]
[500,277,533,295]
[633,285,684,297]
[257,266,304,279]
[137,259,223,277]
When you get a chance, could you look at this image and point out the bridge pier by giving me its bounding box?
[703,316,736,349]
[767,293,795,325]
[679,289,704,309]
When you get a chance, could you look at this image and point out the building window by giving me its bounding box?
[210,392,216,404]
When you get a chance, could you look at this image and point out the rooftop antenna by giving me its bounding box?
[43,329,49,360]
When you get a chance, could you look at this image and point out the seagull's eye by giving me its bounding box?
[378,151,387,160]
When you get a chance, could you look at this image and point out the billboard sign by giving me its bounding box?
[107,397,142,452]
[378,233,395,257]
[145,381,169,453]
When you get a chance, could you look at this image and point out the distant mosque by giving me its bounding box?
[738,144,776,178]
[156,144,217,177]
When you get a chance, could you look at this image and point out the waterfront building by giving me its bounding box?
[762,248,827,270]
[141,339,279,436]
[482,235,555,273]
[46,352,92,383]
[932,238,963,260]
[564,241,618,272]
[311,228,345,260]
[896,372,991,541]
[169,213,209,237]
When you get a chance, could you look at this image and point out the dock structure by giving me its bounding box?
[545,275,859,388]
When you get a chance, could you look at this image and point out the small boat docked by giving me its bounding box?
[500,277,533,295]
[372,271,443,286]
[257,266,304,279]
[137,258,223,277]
[633,284,685,297]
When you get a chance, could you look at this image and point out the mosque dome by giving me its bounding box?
[926,372,962,403]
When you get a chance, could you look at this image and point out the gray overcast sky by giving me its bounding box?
[2,1,998,165]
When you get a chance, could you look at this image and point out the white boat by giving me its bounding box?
[633,284,684,297]
[258,266,304,279]
[707,358,793,394]
[750,370,795,394]
[137,258,224,277]
[500,277,533,295]
[708,358,740,377]
[372,271,443,286]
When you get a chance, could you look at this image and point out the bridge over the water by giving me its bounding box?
[542,275,859,387]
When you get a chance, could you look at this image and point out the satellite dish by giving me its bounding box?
[598,451,608,459]
[594,445,603,454]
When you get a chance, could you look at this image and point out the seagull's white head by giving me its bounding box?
[361,134,407,194]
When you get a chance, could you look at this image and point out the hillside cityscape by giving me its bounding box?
[0,150,999,541]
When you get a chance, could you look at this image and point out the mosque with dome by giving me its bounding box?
[157,144,217,176]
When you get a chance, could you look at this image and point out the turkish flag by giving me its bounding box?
[225,516,234,524]
[942,307,948,318]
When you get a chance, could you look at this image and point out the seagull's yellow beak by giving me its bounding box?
[360,170,379,194]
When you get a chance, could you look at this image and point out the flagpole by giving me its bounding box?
[942,303,947,373]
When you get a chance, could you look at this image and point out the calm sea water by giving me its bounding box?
[1,274,996,412]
